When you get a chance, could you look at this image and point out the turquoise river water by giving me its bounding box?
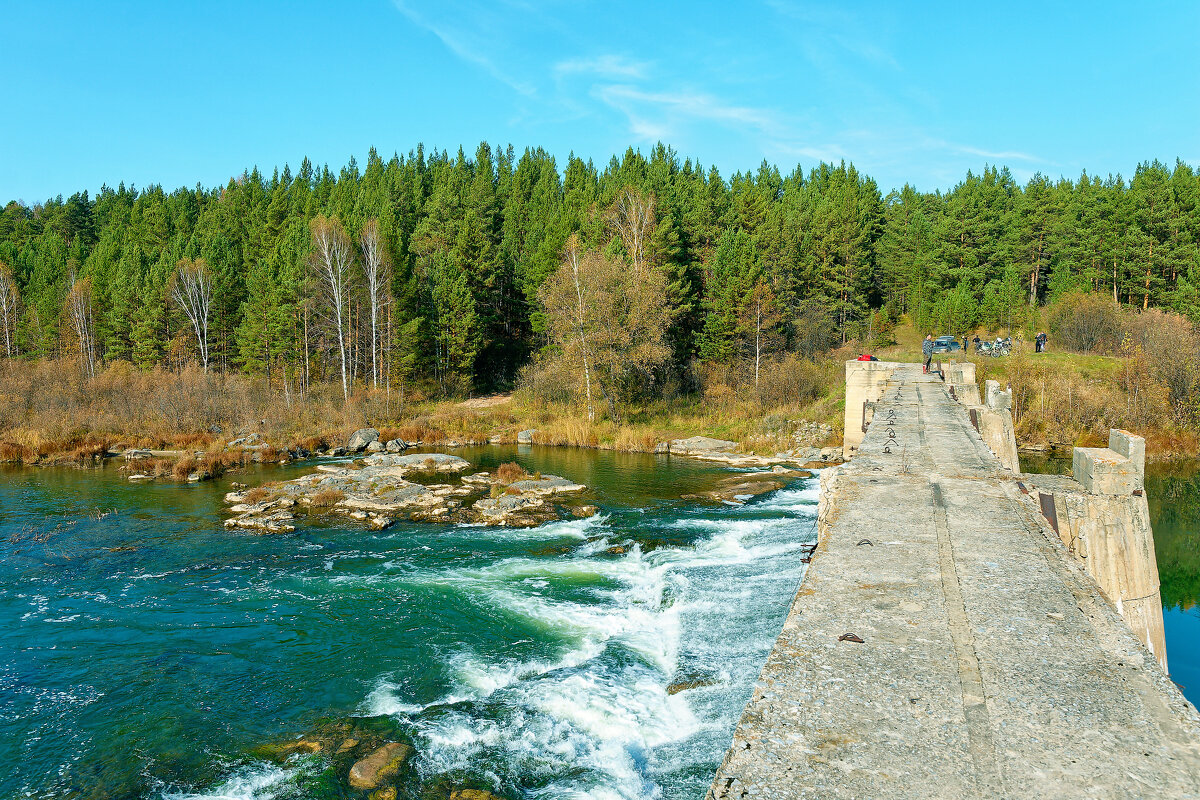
[3,449,1197,799]
[0,447,820,799]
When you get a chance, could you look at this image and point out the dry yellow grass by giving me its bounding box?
[494,462,530,484]
[309,489,345,507]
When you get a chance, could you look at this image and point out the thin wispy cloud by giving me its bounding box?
[554,55,649,80]
[391,0,536,96]
[954,145,1041,163]
[766,0,901,70]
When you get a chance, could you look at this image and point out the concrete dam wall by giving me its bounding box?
[709,361,1200,799]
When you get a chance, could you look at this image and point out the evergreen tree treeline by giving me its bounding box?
[1,144,1197,395]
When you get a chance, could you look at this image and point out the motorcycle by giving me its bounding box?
[976,337,1012,357]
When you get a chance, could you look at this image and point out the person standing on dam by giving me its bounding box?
[922,334,934,373]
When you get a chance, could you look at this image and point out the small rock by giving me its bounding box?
[329,446,347,457]
[666,675,719,694]
[385,439,404,453]
[450,791,503,800]
[365,440,385,453]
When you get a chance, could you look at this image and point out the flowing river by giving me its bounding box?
[0,447,820,799]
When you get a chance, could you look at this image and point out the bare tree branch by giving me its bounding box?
[171,258,214,371]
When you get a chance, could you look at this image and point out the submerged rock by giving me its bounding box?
[348,741,412,790]
[667,673,720,694]
[450,790,504,800]
[700,470,809,504]
[505,475,585,495]
[362,452,470,472]
[473,493,550,527]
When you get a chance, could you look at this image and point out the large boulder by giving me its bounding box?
[517,429,538,444]
[669,436,737,454]
[384,439,405,453]
[348,741,412,790]
[348,428,380,453]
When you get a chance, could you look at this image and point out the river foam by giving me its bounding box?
[366,473,819,799]
[159,472,818,800]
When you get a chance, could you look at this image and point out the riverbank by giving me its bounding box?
[0,357,845,471]
[3,325,1199,471]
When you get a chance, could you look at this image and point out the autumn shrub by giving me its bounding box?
[755,354,831,407]
[1046,291,1123,354]
[172,456,198,480]
[494,462,530,484]
[1123,309,1200,422]
[201,451,236,478]
[0,441,34,462]
[146,458,174,477]
[243,487,273,503]
[309,488,345,507]
[298,435,329,453]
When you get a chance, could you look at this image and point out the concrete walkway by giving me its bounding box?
[709,364,1200,799]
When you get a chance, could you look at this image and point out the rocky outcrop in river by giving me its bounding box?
[223,453,591,532]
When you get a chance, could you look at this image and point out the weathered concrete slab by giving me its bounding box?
[710,364,1200,799]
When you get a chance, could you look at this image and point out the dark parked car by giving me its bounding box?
[931,335,961,354]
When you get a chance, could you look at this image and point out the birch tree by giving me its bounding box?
[739,281,783,390]
[171,258,214,371]
[0,260,18,358]
[359,218,392,388]
[541,241,670,423]
[545,235,596,421]
[607,187,656,276]
[65,271,97,378]
[309,215,355,401]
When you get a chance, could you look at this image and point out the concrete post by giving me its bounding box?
[843,361,897,460]
[1062,431,1167,671]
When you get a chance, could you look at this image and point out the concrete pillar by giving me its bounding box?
[1109,429,1146,476]
[944,362,981,405]
[843,361,896,460]
[970,406,1019,472]
[985,379,1012,411]
[1062,432,1167,671]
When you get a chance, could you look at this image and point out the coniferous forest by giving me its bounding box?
[2,143,1199,403]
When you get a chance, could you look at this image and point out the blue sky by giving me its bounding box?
[3,1,1198,203]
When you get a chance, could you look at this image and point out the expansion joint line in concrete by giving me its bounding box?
[929,480,1006,798]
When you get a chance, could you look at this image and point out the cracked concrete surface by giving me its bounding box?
[709,364,1200,799]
